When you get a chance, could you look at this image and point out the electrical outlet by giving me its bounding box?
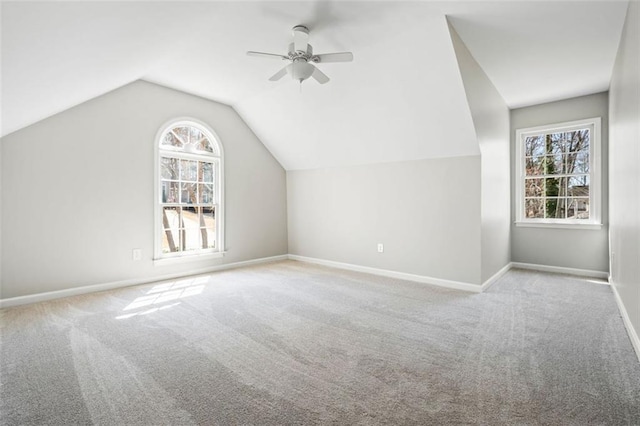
[132,248,142,261]
[377,243,384,253]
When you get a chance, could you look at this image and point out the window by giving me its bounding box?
[515,117,601,228]
[155,119,224,261]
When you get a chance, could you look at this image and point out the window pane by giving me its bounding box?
[162,207,181,230]
[202,227,216,249]
[542,156,553,174]
[161,207,182,253]
[566,198,576,219]
[568,175,589,197]
[545,197,563,218]
[544,177,560,197]
[525,198,544,218]
[201,162,214,182]
[199,183,213,204]
[162,125,218,156]
[180,160,198,181]
[202,207,215,229]
[549,135,565,155]
[161,157,179,179]
[581,131,590,151]
[544,155,563,175]
[572,152,589,173]
[561,154,571,174]
[172,127,190,145]
[161,132,182,148]
[525,178,543,197]
[555,198,567,219]
[183,227,201,251]
[525,157,544,176]
[567,198,590,219]
[525,136,544,157]
[566,153,579,174]
[162,181,179,203]
[181,183,196,204]
[182,208,200,231]
[162,229,181,253]
[188,127,202,143]
[556,176,568,197]
[195,137,214,153]
[567,129,590,153]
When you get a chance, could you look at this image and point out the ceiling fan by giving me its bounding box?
[247,25,354,85]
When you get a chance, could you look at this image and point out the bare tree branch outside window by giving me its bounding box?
[523,128,590,220]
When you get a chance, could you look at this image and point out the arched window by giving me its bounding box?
[155,119,223,260]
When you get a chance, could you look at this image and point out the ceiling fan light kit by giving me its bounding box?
[247,25,353,86]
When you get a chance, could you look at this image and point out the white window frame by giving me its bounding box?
[153,118,225,264]
[515,117,601,229]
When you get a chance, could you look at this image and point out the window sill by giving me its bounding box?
[515,221,603,230]
[153,251,226,266]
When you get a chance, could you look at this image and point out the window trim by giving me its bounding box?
[514,117,601,229]
[153,117,225,263]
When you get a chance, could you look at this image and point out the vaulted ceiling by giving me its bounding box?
[0,1,629,170]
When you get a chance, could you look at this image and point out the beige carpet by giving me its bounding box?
[1,260,639,425]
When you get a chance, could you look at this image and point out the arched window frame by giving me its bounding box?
[154,118,224,263]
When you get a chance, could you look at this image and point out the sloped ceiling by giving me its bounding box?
[444,1,628,109]
[0,1,629,170]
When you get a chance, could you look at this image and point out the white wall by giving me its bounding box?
[510,93,609,273]
[0,2,3,296]
[0,136,2,298]
[285,24,515,288]
[287,157,482,285]
[609,1,640,344]
[449,24,511,283]
[0,80,288,299]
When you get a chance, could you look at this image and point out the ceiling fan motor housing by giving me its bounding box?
[288,43,313,59]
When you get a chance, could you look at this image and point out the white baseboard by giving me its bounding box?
[511,262,608,279]
[610,282,640,363]
[288,255,483,293]
[481,262,513,291]
[0,255,288,309]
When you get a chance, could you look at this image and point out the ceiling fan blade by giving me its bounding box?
[247,51,288,60]
[293,25,309,52]
[311,66,330,84]
[269,65,290,81]
[314,52,354,63]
